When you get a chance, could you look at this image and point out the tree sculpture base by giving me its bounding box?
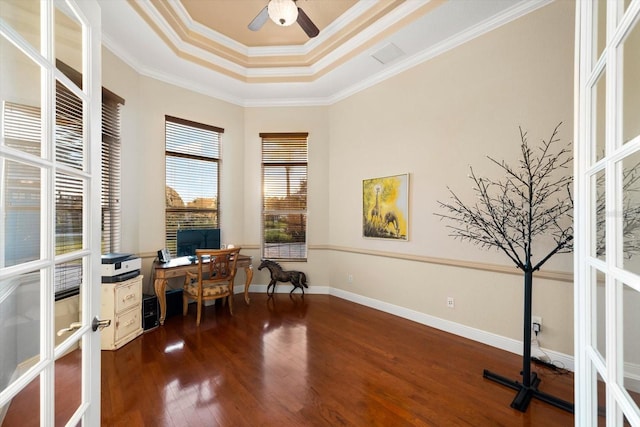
[483,369,574,413]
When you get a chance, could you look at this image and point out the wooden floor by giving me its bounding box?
[5,293,576,426]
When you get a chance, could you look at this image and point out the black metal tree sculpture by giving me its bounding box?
[437,122,574,413]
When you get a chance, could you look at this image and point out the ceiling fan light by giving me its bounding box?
[268,0,299,27]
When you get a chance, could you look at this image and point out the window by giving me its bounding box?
[261,133,308,260]
[1,62,123,298]
[165,116,223,256]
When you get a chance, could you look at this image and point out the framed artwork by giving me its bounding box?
[362,173,409,240]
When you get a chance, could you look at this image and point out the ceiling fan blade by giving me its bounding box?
[248,5,269,31]
[297,7,319,38]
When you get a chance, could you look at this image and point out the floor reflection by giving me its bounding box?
[261,295,309,411]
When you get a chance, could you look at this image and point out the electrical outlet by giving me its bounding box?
[532,315,542,332]
[348,274,353,284]
[447,297,454,308]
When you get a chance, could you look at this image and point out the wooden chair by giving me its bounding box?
[182,247,241,325]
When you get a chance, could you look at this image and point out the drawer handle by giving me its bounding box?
[122,293,135,302]
[123,316,137,327]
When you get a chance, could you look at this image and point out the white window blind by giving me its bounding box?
[261,133,308,260]
[165,116,223,256]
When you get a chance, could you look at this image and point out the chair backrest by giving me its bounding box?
[195,247,241,284]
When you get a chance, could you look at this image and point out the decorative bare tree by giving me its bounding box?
[436,122,574,413]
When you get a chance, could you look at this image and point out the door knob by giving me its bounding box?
[92,317,111,331]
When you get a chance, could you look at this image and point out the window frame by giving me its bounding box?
[164,115,224,256]
[260,132,308,261]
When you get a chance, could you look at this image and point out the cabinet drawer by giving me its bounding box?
[114,281,140,313]
[114,307,141,342]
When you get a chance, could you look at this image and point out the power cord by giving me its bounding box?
[530,337,569,375]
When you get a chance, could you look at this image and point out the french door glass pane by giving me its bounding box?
[0,0,40,51]
[3,159,41,266]
[594,267,606,359]
[55,4,83,75]
[1,373,40,425]
[54,349,81,426]
[594,170,606,260]
[620,152,640,275]
[594,0,607,65]
[0,271,40,391]
[0,36,42,158]
[622,19,640,145]
[596,371,606,425]
[623,284,640,409]
[55,81,83,171]
[55,172,83,255]
[54,259,83,297]
[594,69,607,163]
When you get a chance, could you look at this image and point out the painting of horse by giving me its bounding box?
[258,259,308,296]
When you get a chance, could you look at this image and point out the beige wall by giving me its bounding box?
[103,1,577,354]
[327,0,575,354]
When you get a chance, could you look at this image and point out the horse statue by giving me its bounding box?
[258,259,308,296]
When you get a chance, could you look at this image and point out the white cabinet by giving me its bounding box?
[100,275,143,350]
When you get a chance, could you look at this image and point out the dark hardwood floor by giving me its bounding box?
[5,293,576,426]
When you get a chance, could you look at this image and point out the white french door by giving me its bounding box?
[575,0,640,426]
[0,0,102,425]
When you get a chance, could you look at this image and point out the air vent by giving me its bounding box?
[371,43,405,65]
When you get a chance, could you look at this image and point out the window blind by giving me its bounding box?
[165,116,223,256]
[261,133,308,260]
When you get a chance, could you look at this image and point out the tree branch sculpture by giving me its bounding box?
[437,122,573,272]
[436,122,574,413]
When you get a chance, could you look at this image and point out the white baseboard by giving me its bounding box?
[626,362,640,394]
[329,287,576,372]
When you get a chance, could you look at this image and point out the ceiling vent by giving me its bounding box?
[371,43,405,65]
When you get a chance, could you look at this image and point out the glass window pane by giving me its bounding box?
[55,346,82,426]
[620,152,640,275]
[594,0,607,63]
[0,0,40,51]
[593,170,606,260]
[1,371,40,424]
[165,118,221,254]
[3,159,41,266]
[55,3,83,77]
[166,156,218,207]
[55,172,83,255]
[593,69,606,163]
[261,135,308,260]
[55,81,84,170]
[594,267,606,360]
[596,371,606,425]
[623,283,640,410]
[165,211,218,255]
[1,37,42,158]
[55,259,82,297]
[263,213,307,259]
[622,16,640,145]
[0,271,41,393]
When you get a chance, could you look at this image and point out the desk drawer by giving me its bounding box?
[114,307,141,342]
[114,280,141,313]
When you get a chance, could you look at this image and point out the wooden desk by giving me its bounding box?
[153,254,253,325]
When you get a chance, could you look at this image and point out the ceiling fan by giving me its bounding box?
[248,0,320,38]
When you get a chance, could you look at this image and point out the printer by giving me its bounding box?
[101,252,141,282]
